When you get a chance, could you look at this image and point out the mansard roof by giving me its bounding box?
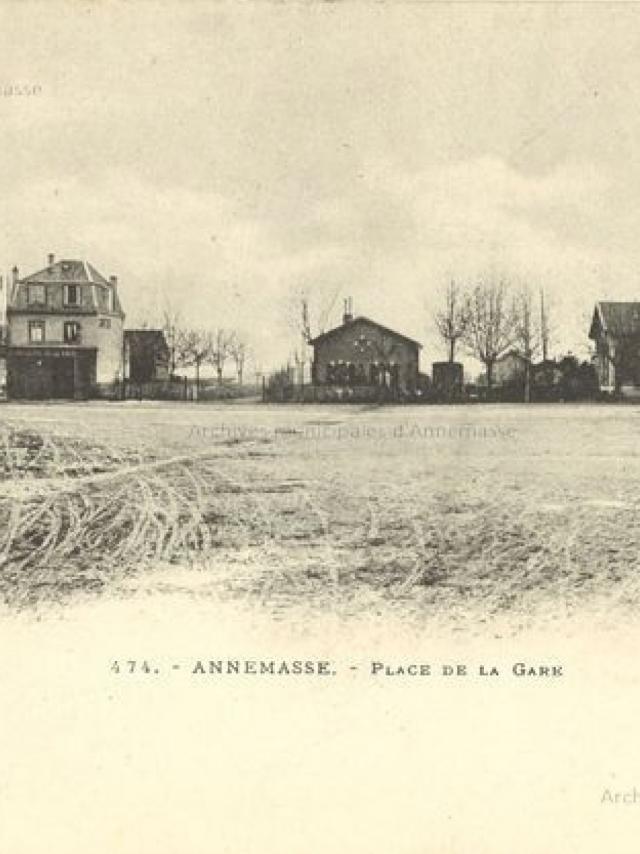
[10,257,124,317]
[21,259,111,285]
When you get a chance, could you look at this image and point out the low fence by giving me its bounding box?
[262,380,603,405]
[92,379,261,402]
[263,382,416,404]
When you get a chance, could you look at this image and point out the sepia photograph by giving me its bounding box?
[1,2,640,853]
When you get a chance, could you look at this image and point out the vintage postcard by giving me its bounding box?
[1,2,639,852]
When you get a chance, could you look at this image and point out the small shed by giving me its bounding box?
[432,361,464,398]
[124,329,170,384]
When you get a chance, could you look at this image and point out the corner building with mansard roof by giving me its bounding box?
[6,253,124,399]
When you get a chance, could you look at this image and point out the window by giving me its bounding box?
[29,321,45,343]
[99,318,111,329]
[27,284,46,304]
[64,321,81,343]
[64,284,80,306]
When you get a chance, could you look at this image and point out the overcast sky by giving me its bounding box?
[2,2,640,372]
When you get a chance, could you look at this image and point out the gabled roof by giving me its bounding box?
[496,349,527,363]
[310,315,422,349]
[21,259,111,285]
[589,301,640,339]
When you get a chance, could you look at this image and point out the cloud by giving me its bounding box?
[4,3,640,372]
[0,152,630,371]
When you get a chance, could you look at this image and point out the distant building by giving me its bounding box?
[589,301,640,394]
[6,254,124,399]
[310,305,421,394]
[124,329,170,384]
[532,358,563,390]
[493,351,527,387]
[0,275,8,401]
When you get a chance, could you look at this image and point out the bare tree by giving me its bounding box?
[209,328,234,384]
[229,332,250,385]
[462,277,518,390]
[285,283,341,384]
[434,280,470,363]
[512,286,542,403]
[512,286,558,401]
[540,288,550,363]
[161,305,183,377]
[288,289,312,345]
[286,283,340,343]
[175,328,214,397]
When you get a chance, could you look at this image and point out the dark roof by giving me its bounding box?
[590,302,640,339]
[124,329,166,338]
[310,315,422,348]
[21,259,111,285]
[124,329,169,351]
[15,257,124,317]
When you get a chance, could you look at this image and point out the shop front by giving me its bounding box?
[7,347,97,400]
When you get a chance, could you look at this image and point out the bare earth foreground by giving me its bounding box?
[1,400,639,635]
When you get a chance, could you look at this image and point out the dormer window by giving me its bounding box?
[64,284,80,306]
[27,284,46,304]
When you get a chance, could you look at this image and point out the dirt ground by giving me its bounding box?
[1,399,639,635]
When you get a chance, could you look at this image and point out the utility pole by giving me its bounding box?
[540,288,549,363]
[522,293,532,404]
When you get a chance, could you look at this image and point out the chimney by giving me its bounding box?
[109,274,118,288]
[48,253,54,267]
[343,297,353,325]
[12,265,18,284]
